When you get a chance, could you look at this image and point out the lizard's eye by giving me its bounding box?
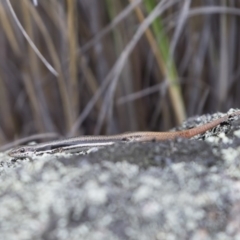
[19,148,25,153]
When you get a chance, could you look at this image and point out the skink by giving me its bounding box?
[8,110,240,159]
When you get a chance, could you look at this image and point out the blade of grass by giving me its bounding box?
[26,1,75,132]
[103,0,138,133]
[21,0,45,132]
[0,72,15,140]
[218,0,228,107]
[69,0,179,135]
[95,0,181,133]
[82,0,143,53]
[67,0,79,119]
[129,0,173,130]
[0,3,20,55]
[6,0,58,77]
[22,1,57,133]
[143,0,186,123]
[41,0,102,121]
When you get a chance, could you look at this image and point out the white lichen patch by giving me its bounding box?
[205,136,221,144]
[0,151,7,159]
[139,175,162,188]
[141,200,161,218]
[84,180,107,205]
[221,147,240,164]
[221,147,240,178]
[234,129,240,138]
[132,185,153,202]
[218,132,233,144]
[113,161,139,178]
[206,132,233,145]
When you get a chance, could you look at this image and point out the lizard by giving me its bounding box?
[8,110,240,159]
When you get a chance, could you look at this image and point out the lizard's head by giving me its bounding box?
[8,146,35,159]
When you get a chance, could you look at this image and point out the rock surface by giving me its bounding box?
[1,109,240,240]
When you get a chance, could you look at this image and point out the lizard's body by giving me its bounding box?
[8,110,240,159]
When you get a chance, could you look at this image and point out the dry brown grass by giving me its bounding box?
[0,0,240,144]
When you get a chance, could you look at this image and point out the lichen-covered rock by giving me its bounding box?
[1,109,240,240]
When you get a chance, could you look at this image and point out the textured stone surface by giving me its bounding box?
[1,109,240,240]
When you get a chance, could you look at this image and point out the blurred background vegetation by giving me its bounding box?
[0,0,239,145]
